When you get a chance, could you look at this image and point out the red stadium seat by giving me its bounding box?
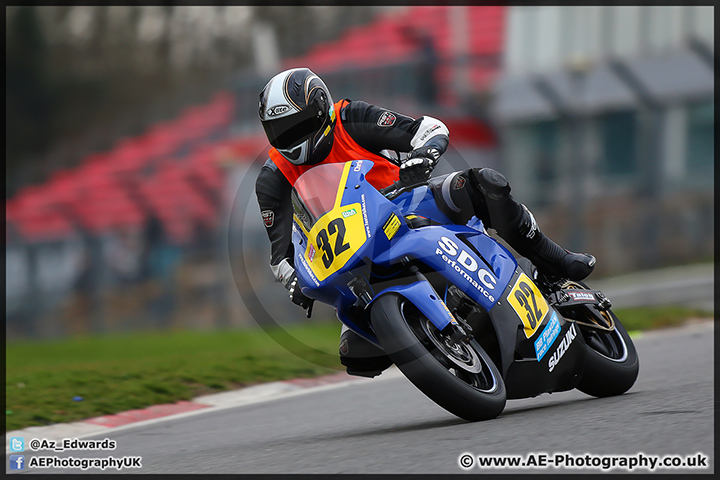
[7,90,244,242]
[15,209,74,241]
[280,5,506,106]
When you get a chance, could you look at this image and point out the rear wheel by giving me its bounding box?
[370,293,506,421]
[560,281,639,397]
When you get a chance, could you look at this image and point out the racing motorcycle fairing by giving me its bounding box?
[290,160,589,396]
[489,266,587,398]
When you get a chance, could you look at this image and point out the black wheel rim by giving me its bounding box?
[582,324,628,362]
[399,300,499,393]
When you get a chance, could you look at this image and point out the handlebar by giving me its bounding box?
[379,179,429,200]
[378,181,403,196]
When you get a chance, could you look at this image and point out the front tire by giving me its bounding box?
[370,293,506,421]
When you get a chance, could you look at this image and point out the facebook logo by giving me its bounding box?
[9,437,24,452]
[9,455,25,470]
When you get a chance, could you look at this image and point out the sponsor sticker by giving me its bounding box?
[298,255,320,287]
[548,323,577,372]
[568,290,595,302]
[339,338,349,355]
[377,111,397,127]
[534,311,561,361]
[342,208,357,218]
[453,175,466,190]
[361,194,372,238]
[307,244,316,262]
[382,213,402,240]
[435,236,498,303]
[441,300,458,325]
[267,104,291,117]
[261,210,275,228]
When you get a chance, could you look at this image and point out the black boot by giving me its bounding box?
[339,327,393,378]
[511,205,596,281]
[467,168,596,282]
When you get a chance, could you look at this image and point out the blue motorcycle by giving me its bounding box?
[291,160,638,421]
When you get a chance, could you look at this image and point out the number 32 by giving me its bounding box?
[316,218,350,269]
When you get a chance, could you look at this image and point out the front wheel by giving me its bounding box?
[370,293,506,421]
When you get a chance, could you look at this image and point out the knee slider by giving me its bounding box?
[470,168,511,200]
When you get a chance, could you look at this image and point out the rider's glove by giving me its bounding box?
[286,273,314,310]
[399,146,441,185]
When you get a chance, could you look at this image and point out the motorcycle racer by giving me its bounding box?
[255,67,596,377]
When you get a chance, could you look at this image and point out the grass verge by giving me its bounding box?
[613,306,713,333]
[5,306,713,432]
[6,321,341,432]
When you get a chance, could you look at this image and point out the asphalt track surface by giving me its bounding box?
[8,320,714,475]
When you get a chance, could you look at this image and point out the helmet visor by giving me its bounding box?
[262,102,325,150]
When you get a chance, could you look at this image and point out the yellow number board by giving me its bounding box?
[507,272,549,338]
[293,162,369,282]
[303,203,367,282]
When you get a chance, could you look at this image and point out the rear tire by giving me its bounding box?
[370,293,506,421]
[576,311,639,397]
[558,281,639,398]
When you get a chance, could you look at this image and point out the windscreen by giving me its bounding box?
[291,162,346,230]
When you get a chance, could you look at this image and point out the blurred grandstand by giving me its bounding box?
[5,6,713,339]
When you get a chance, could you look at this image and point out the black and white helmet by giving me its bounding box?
[258,68,336,166]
